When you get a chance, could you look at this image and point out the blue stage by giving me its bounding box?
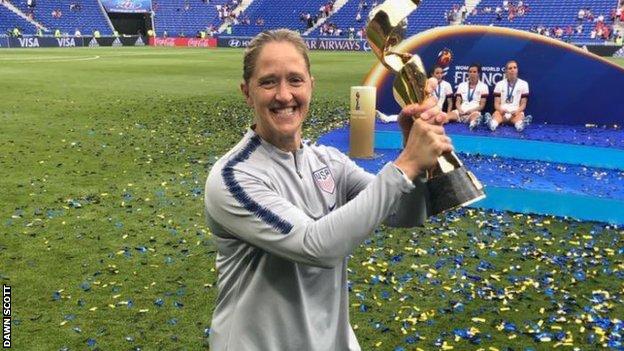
[318,121,624,225]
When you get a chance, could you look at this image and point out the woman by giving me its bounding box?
[205,29,452,350]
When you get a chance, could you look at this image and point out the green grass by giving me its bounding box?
[608,57,624,66]
[1,47,623,351]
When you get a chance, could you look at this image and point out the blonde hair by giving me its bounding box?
[242,29,311,83]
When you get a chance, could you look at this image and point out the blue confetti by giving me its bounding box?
[80,281,91,292]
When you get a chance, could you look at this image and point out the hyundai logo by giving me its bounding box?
[228,39,241,47]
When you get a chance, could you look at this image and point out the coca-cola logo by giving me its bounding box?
[154,37,175,46]
[188,38,214,47]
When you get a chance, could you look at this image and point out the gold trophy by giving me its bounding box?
[366,0,485,215]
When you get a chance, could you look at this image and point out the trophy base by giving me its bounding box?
[428,166,485,215]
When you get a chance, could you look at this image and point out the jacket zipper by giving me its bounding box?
[292,152,303,179]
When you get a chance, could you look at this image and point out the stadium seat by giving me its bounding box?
[0,5,37,34]
[467,0,617,43]
[10,0,113,35]
[307,0,375,37]
[229,0,335,36]
[153,0,228,37]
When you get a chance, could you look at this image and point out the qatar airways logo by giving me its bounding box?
[305,39,370,51]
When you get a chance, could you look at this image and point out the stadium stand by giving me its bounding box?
[467,0,619,43]
[10,0,113,35]
[1,3,38,35]
[2,0,619,44]
[306,0,373,37]
[404,0,466,36]
[307,0,460,37]
[152,0,228,37]
[229,0,332,36]
[218,0,621,44]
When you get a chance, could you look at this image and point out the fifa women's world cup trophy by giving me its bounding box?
[366,0,485,215]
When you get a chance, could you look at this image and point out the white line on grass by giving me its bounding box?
[0,55,101,63]
[0,47,232,62]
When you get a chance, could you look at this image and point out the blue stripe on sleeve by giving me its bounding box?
[222,135,294,235]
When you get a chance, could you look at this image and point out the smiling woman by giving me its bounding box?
[240,34,314,152]
[204,29,454,351]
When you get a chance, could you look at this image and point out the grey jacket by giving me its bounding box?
[205,129,430,350]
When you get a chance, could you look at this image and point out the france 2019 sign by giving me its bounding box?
[364,26,624,125]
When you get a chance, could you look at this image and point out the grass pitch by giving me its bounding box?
[1,47,623,350]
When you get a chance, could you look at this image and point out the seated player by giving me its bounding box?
[431,64,454,114]
[488,60,530,131]
[377,65,453,124]
[447,63,489,130]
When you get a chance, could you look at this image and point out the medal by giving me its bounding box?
[506,80,516,103]
[467,84,476,102]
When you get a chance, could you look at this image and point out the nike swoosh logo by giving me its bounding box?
[328,203,336,211]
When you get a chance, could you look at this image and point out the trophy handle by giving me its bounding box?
[367,0,421,73]
[392,54,428,107]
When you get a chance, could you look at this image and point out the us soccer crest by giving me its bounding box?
[312,167,335,194]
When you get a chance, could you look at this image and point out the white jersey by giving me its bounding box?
[205,129,430,351]
[494,78,529,112]
[434,80,454,110]
[456,80,489,112]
